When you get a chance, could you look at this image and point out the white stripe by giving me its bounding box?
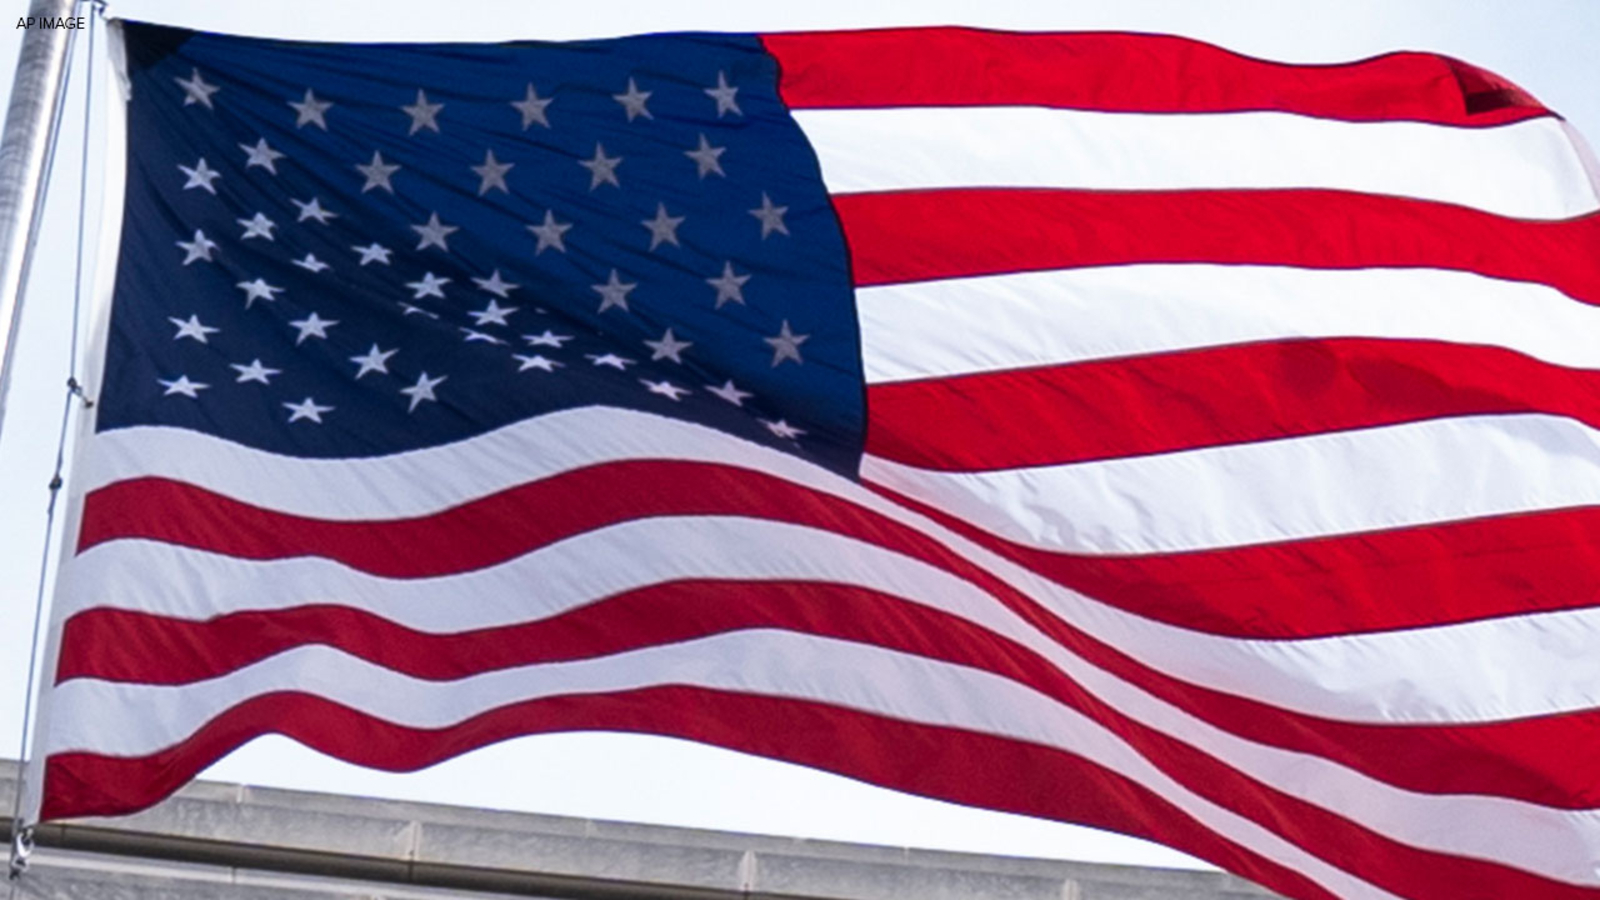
[857,264,1600,384]
[63,517,1019,633]
[794,106,1599,219]
[72,410,1600,725]
[67,519,1600,726]
[79,408,701,519]
[23,16,135,828]
[45,633,1398,900]
[1563,120,1600,199]
[64,534,1600,885]
[862,413,1600,554]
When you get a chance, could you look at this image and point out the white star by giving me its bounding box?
[472,269,519,298]
[168,314,219,343]
[176,229,218,265]
[353,243,391,266]
[399,302,440,319]
[579,143,622,190]
[240,138,284,174]
[292,197,337,224]
[706,261,751,309]
[641,203,685,251]
[470,300,518,327]
[284,396,333,423]
[460,328,506,345]
[514,354,562,372]
[644,327,692,363]
[750,192,790,238]
[288,88,332,130]
[612,77,653,121]
[235,278,283,308]
[175,69,219,109]
[640,378,689,401]
[158,374,208,398]
[705,71,742,117]
[230,359,280,384]
[471,149,513,195]
[237,212,276,241]
[292,253,330,273]
[402,89,444,135]
[289,311,337,344]
[523,330,572,348]
[411,212,458,251]
[350,344,397,379]
[762,419,806,440]
[684,134,726,179]
[355,151,400,193]
[591,269,636,313]
[179,158,221,194]
[706,379,753,406]
[405,272,450,299]
[511,83,553,129]
[586,353,635,370]
[764,319,809,367]
[527,210,572,254]
[399,372,446,412]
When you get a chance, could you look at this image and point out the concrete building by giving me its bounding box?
[2,760,1278,899]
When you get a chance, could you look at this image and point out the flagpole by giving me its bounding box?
[1,0,82,881]
[0,0,81,440]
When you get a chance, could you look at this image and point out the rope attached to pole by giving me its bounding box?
[8,0,101,888]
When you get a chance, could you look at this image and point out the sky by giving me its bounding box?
[0,0,1596,874]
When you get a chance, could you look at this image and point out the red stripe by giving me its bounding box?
[867,338,1600,471]
[40,688,1340,900]
[76,464,1600,809]
[865,479,1600,808]
[79,462,760,578]
[79,457,1600,639]
[835,188,1600,299]
[43,678,1600,900]
[55,580,1600,897]
[761,28,1548,126]
[866,468,1600,640]
[58,581,1029,685]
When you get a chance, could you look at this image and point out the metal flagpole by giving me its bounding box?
[0,0,82,438]
[0,0,85,885]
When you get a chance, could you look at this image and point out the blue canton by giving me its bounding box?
[101,22,865,475]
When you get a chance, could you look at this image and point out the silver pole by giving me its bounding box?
[2,3,82,880]
[0,0,81,439]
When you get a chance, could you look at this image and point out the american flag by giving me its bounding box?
[26,20,1600,900]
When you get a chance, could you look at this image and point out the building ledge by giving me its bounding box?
[2,759,1277,899]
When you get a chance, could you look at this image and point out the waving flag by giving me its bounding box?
[28,20,1600,900]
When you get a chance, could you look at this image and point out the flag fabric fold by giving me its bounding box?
[28,20,1600,900]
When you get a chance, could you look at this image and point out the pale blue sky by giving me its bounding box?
[0,0,1595,871]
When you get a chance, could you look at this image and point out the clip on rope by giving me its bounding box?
[8,2,100,889]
